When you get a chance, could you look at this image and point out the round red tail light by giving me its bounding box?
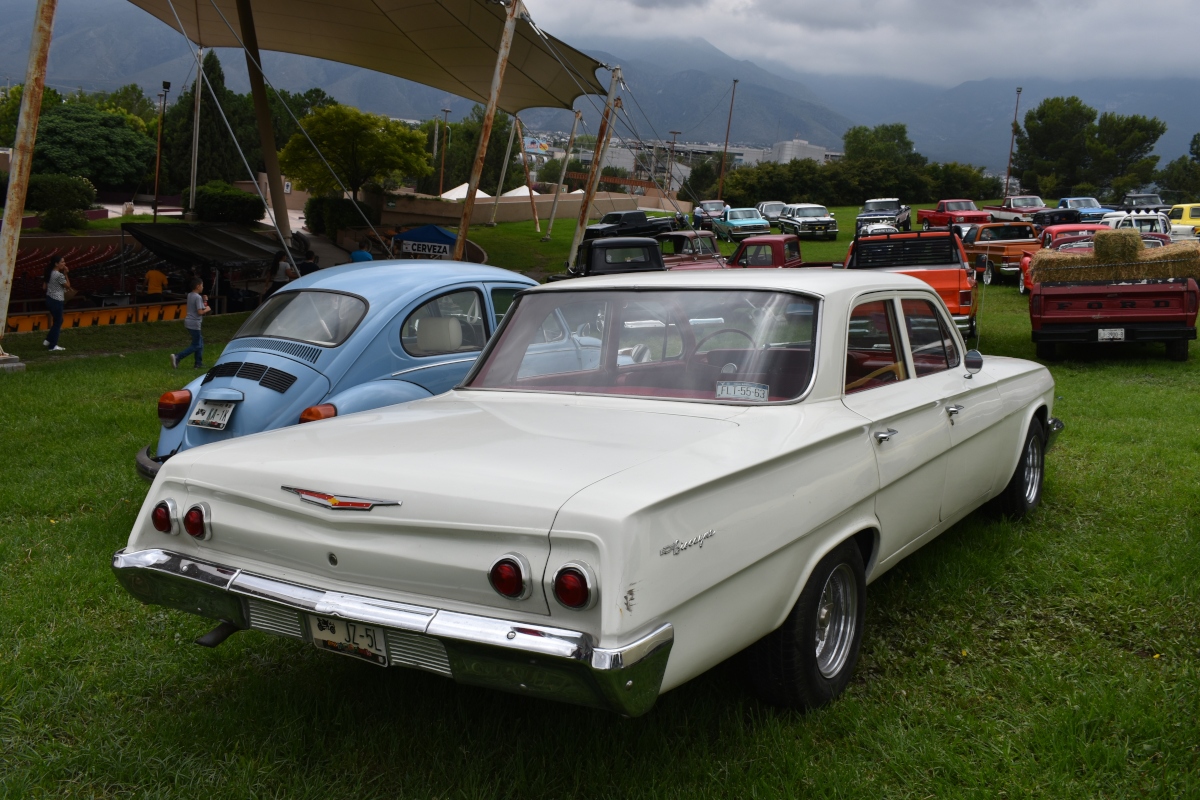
[553,564,593,610]
[151,500,176,533]
[183,505,208,539]
[488,556,527,599]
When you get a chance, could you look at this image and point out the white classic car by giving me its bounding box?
[113,269,1063,716]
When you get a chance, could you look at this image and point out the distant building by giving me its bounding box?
[769,139,841,165]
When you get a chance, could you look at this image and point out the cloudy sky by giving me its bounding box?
[524,0,1193,86]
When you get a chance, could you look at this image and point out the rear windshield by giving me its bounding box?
[944,201,976,211]
[729,209,759,220]
[793,206,828,217]
[1011,197,1044,208]
[701,201,725,212]
[465,289,818,404]
[235,290,367,347]
[978,225,1036,241]
[848,237,961,269]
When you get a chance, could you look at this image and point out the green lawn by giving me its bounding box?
[1,275,1197,797]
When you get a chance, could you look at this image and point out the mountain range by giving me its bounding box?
[3,0,1198,172]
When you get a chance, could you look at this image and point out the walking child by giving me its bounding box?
[171,277,210,370]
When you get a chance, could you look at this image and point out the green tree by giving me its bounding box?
[32,103,155,189]
[161,50,260,194]
[926,161,1002,200]
[279,104,429,199]
[1086,112,1166,199]
[599,165,630,193]
[1013,96,1097,196]
[266,87,337,155]
[842,123,927,167]
[539,157,562,184]
[0,84,64,145]
[680,156,718,202]
[414,108,522,196]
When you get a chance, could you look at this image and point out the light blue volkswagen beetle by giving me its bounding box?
[137,260,537,479]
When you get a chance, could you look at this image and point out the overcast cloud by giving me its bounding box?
[524,0,1194,85]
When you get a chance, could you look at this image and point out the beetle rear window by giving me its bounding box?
[465,289,818,404]
[234,290,366,347]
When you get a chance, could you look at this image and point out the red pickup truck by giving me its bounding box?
[982,196,1052,222]
[917,199,991,229]
[726,234,839,269]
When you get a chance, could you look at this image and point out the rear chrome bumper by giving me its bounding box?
[111,548,673,716]
[952,314,974,333]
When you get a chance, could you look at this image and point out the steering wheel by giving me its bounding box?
[687,328,755,369]
[845,362,904,391]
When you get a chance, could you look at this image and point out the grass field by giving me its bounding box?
[1,242,1197,797]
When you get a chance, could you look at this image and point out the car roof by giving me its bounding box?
[282,260,535,305]
[527,267,929,299]
[790,203,827,208]
[1043,224,1108,234]
[739,234,794,244]
[657,229,714,239]
[586,236,658,247]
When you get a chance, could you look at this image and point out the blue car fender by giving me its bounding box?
[323,379,433,417]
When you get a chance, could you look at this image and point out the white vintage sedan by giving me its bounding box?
[114,269,1062,716]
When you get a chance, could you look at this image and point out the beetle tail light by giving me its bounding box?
[183,504,210,539]
[488,554,530,600]
[299,404,337,424]
[158,390,192,428]
[553,563,595,610]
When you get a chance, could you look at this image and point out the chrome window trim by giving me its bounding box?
[399,286,487,359]
[391,357,478,377]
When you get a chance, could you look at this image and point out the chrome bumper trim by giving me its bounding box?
[1046,417,1064,450]
[112,548,673,716]
[951,314,973,332]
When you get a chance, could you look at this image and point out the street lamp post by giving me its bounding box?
[438,107,451,196]
[153,80,170,223]
[1004,87,1023,198]
[667,130,681,195]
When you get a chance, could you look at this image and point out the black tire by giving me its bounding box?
[1036,341,1057,361]
[995,418,1045,519]
[743,539,866,710]
[902,219,912,232]
[1166,339,1189,361]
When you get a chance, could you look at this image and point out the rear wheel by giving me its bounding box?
[995,418,1045,519]
[743,539,866,710]
[1018,276,1026,294]
[1166,339,1189,361]
[982,262,995,285]
[922,220,931,231]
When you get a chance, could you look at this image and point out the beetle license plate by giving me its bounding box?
[308,615,388,666]
[1098,328,1125,342]
[187,399,236,430]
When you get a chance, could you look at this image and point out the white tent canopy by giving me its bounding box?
[500,185,539,197]
[128,0,606,113]
[441,182,488,199]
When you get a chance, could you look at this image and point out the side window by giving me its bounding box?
[401,289,487,357]
[1191,206,1200,220]
[617,299,682,364]
[490,287,520,329]
[737,244,773,267]
[845,299,907,394]
[1170,207,1183,220]
[784,240,800,262]
[902,298,960,377]
[660,239,680,256]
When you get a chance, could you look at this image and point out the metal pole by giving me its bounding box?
[438,107,450,196]
[567,67,621,271]
[153,83,168,223]
[431,116,439,171]
[453,0,520,261]
[542,109,580,240]
[717,79,738,201]
[667,130,680,195]
[1004,86,1023,198]
[186,46,203,221]
[488,114,517,225]
[515,117,540,233]
[235,0,292,240]
[0,0,57,361]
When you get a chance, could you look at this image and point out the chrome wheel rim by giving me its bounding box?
[983,264,993,285]
[1023,434,1043,505]
[1019,278,1026,294]
[814,563,857,678]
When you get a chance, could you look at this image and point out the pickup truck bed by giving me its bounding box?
[1030,278,1198,360]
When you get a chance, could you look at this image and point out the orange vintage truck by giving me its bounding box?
[842,230,978,336]
[960,222,1042,285]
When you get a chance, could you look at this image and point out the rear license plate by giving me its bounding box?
[308,615,388,666]
[1098,328,1125,342]
[187,399,236,430]
[716,381,770,402]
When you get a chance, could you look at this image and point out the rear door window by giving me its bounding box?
[901,298,960,377]
[401,289,487,356]
[737,244,774,267]
[490,286,522,328]
[845,299,907,394]
[784,240,801,262]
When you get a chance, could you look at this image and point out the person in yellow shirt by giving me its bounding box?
[144,267,168,301]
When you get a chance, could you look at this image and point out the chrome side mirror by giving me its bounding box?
[964,349,983,378]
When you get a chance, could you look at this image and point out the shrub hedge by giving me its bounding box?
[193,181,266,225]
[303,195,331,235]
[323,198,377,242]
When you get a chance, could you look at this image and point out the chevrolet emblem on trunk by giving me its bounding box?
[281,487,400,511]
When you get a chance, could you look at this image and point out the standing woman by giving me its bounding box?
[265,251,295,297]
[43,254,70,351]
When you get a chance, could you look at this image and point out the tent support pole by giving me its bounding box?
[567,66,620,271]
[185,46,204,221]
[515,117,540,232]
[542,109,579,241]
[0,0,57,363]
[235,0,291,241]
[454,0,520,261]
[487,114,517,226]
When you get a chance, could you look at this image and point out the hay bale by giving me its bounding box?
[1029,234,1200,284]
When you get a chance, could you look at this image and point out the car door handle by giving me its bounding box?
[874,428,899,443]
[946,405,965,417]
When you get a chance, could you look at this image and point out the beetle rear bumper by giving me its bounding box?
[111,548,673,716]
[135,445,166,481]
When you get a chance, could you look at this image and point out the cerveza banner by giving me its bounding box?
[401,240,451,259]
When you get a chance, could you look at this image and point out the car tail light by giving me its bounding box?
[183,503,211,540]
[959,290,972,307]
[299,404,337,424]
[553,562,596,610]
[488,554,530,600]
[158,390,192,428]
[1188,290,1197,314]
[151,499,177,534]
[1031,294,1043,315]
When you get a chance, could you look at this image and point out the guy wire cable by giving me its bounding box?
[163,0,297,271]
[203,0,394,256]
